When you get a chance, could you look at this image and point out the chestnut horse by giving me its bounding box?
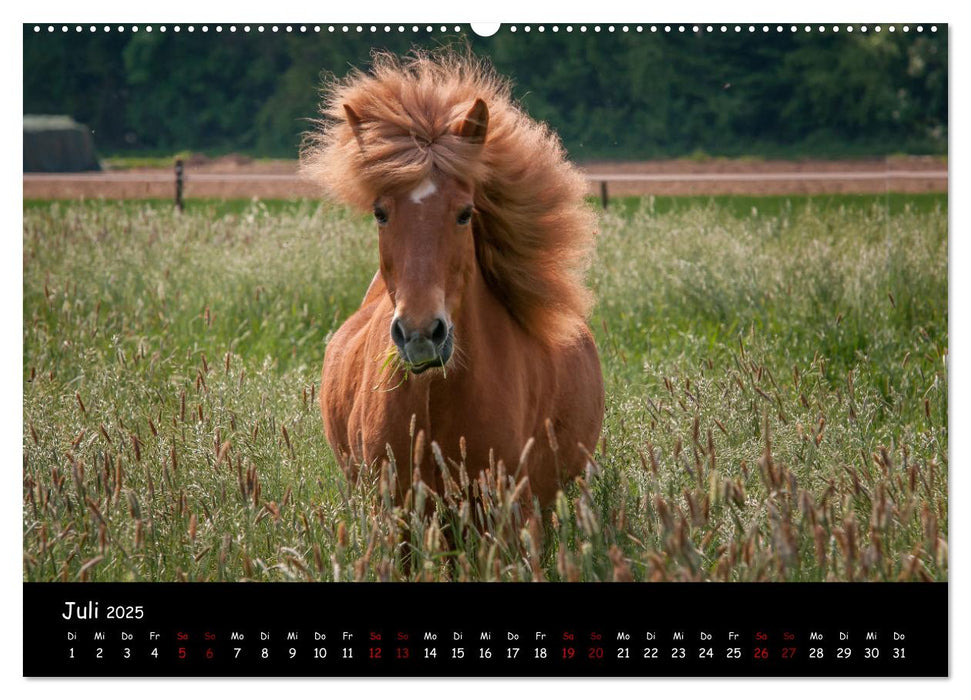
[302,52,604,518]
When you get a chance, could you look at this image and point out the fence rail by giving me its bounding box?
[23,170,948,183]
[23,166,948,209]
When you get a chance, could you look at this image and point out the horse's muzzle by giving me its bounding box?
[391,317,454,373]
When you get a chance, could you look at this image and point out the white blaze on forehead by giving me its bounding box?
[409,179,438,204]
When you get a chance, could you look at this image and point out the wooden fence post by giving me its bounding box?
[174,159,184,212]
[600,180,608,209]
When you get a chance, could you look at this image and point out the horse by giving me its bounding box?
[302,51,604,526]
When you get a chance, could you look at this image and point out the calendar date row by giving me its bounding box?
[66,643,911,663]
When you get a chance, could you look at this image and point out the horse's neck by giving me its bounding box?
[454,261,511,358]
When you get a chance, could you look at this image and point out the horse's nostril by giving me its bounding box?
[429,318,449,347]
[390,318,406,347]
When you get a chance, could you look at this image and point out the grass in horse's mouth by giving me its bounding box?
[372,346,447,390]
[373,346,411,391]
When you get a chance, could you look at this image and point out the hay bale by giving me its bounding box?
[23,115,101,172]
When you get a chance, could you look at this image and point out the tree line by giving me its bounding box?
[23,26,947,160]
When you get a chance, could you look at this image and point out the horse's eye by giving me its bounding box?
[457,206,474,226]
[373,206,389,225]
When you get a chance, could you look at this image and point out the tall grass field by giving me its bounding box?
[23,194,947,582]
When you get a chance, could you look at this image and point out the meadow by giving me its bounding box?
[22,193,948,582]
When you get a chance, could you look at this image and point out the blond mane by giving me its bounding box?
[301,50,596,348]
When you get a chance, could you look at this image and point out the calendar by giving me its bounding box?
[24,583,947,676]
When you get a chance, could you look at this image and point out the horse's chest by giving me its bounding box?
[351,377,527,470]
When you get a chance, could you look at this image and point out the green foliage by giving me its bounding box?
[23,195,947,581]
[23,27,947,159]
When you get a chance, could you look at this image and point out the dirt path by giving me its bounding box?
[23,156,947,200]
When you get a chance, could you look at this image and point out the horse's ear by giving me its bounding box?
[458,98,489,144]
[344,104,365,146]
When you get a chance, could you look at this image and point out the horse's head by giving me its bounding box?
[355,99,489,374]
